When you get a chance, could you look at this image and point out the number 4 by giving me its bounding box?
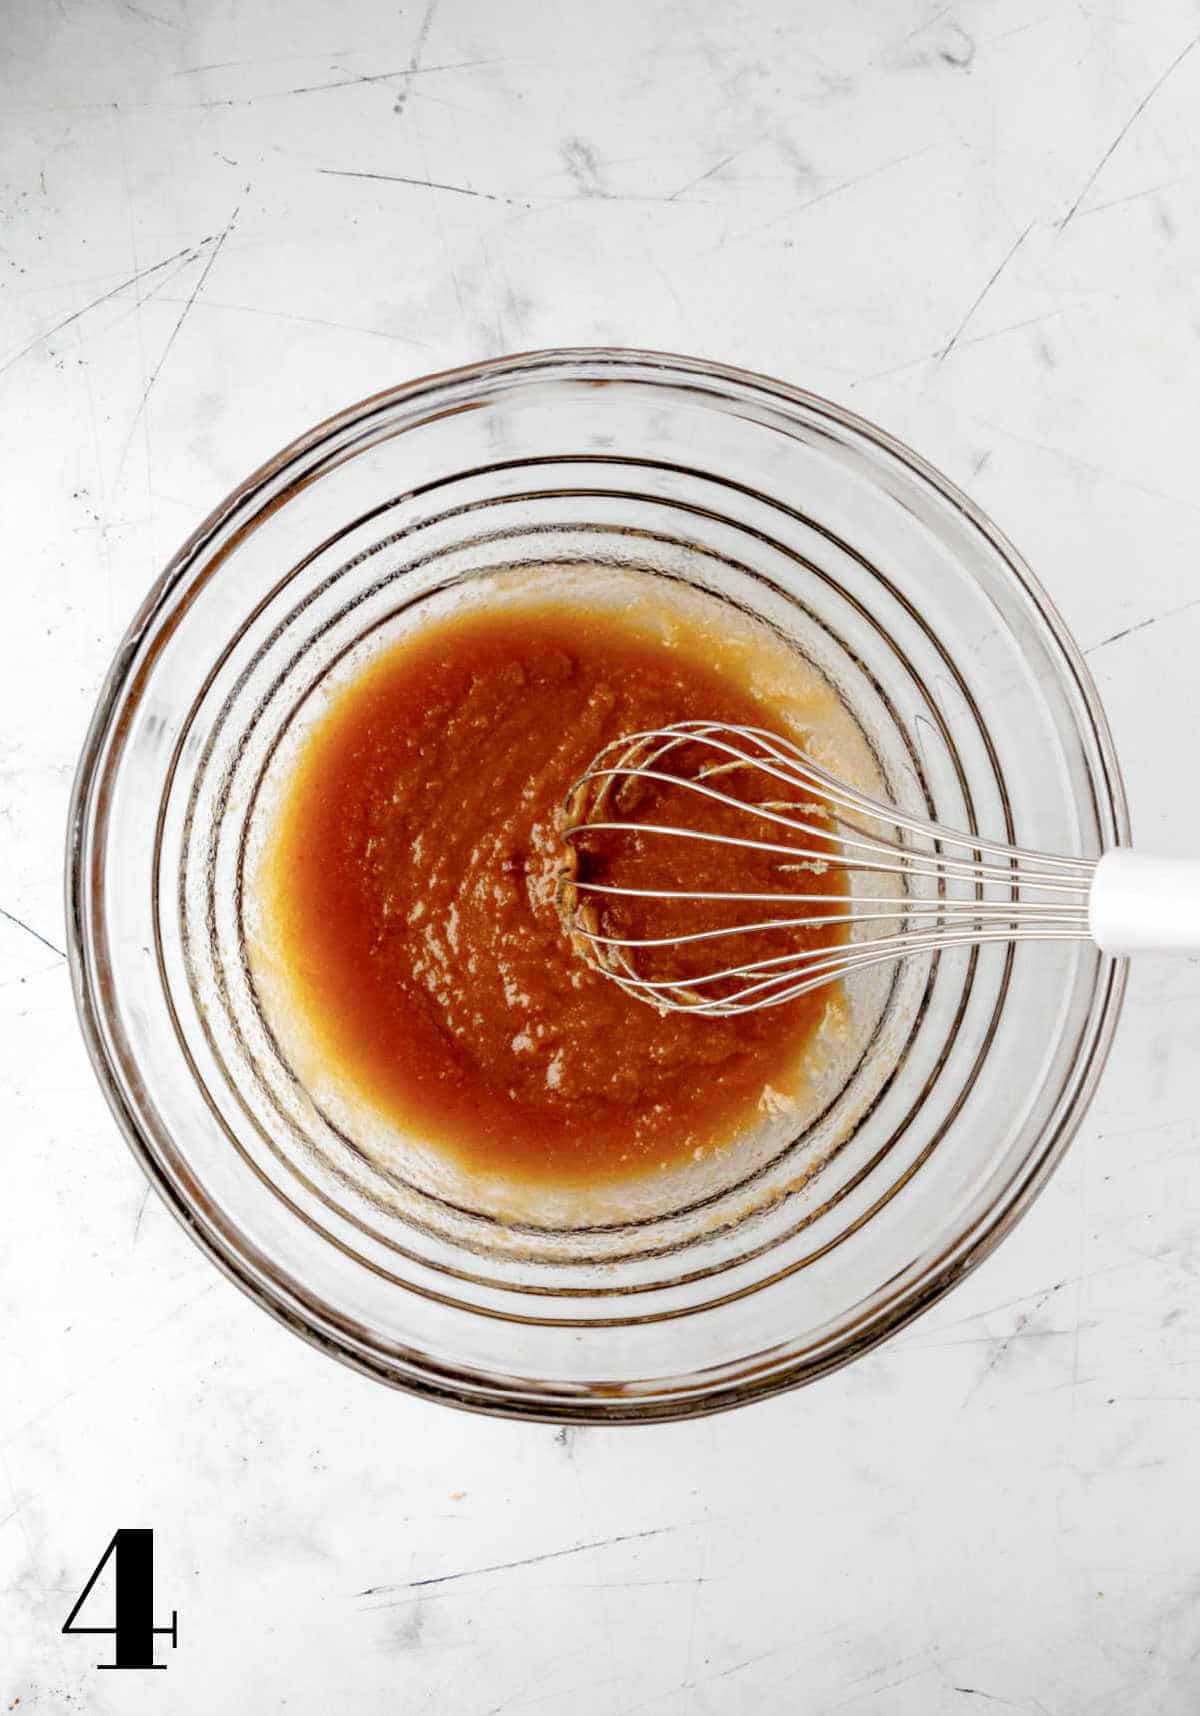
[62,1528,178,1670]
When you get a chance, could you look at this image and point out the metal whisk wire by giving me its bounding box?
[558,721,1098,1017]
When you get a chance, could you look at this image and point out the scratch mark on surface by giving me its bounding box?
[851,310,1065,385]
[4,61,511,117]
[938,224,1032,362]
[965,413,1200,517]
[120,206,239,460]
[789,157,905,218]
[954,1689,1032,1708]
[171,50,362,76]
[0,907,66,961]
[961,1281,1068,1404]
[335,57,501,98]
[315,166,525,205]
[121,0,182,28]
[679,1521,706,1703]
[182,57,509,111]
[827,1663,933,1708]
[357,1523,689,1597]
[132,1184,151,1244]
[1084,595,1200,655]
[113,100,157,609]
[669,151,740,200]
[904,1327,1081,1354]
[990,18,1053,42]
[1065,177,1183,222]
[721,146,930,248]
[618,1642,803,1715]
[0,965,61,990]
[898,6,950,46]
[1059,33,1200,229]
[199,63,451,107]
[482,1676,625,1716]
[154,295,435,349]
[653,264,688,331]
[395,0,439,118]
[0,245,196,378]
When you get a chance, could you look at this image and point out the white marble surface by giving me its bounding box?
[3,0,1200,1708]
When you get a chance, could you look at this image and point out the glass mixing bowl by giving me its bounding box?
[66,349,1128,1421]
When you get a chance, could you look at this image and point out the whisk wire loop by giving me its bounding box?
[559,721,1097,1016]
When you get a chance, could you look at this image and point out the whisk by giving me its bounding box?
[558,721,1200,1017]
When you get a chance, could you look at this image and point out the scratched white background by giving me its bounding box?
[3,0,1200,1710]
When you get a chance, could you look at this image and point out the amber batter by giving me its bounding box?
[260,602,845,1186]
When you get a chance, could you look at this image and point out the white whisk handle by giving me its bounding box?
[1088,850,1200,954]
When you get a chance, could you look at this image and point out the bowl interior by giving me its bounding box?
[68,351,1127,1419]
